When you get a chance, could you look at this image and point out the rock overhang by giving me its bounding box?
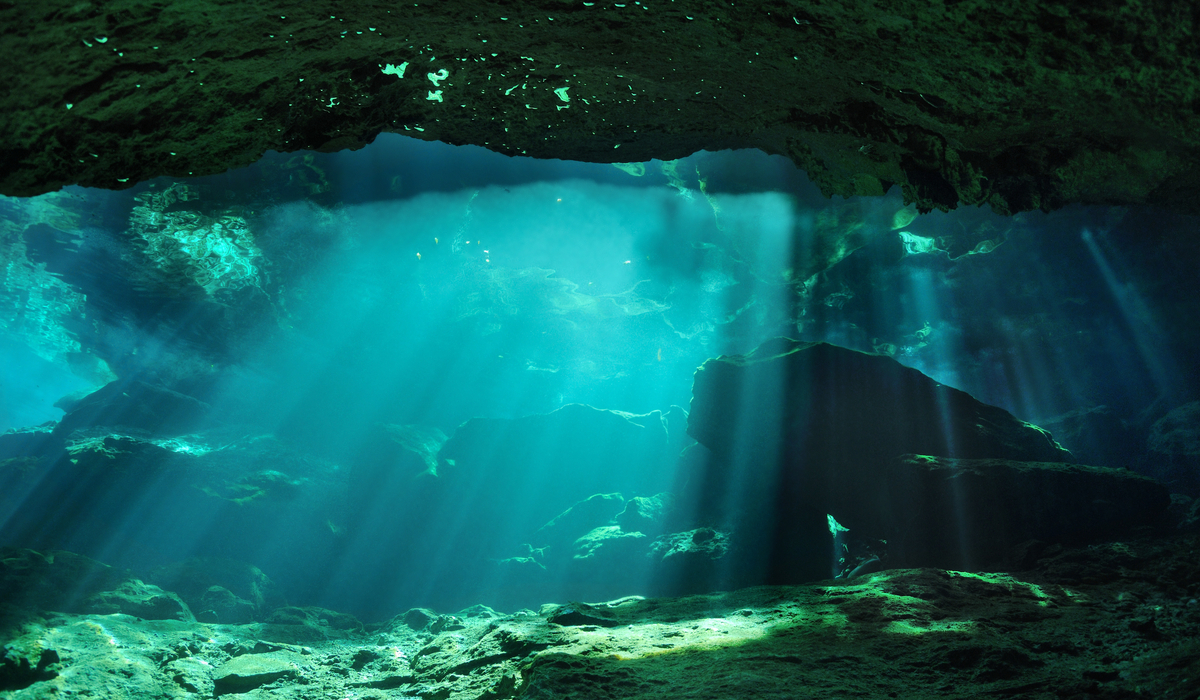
[2,1,1198,214]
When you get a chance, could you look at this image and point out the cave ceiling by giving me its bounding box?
[1,1,1199,213]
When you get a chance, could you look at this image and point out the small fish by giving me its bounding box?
[656,348,662,362]
[416,252,422,260]
[434,237,439,244]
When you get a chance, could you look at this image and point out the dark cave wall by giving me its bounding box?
[2,0,1199,213]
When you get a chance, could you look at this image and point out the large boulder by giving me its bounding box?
[1148,401,1200,495]
[688,338,1071,467]
[828,455,1170,570]
[52,380,217,439]
[0,548,130,614]
[147,558,285,624]
[1036,405,1147,470]
[682,339,1161,584]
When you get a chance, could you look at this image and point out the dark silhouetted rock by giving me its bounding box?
[827,455,1170,570]
[0,427,60,462]
[1148,401,1200,495]
[0,548,129,614]
[648,528,733,595]
[689,339,1071,466]
[682,339,1161,585]
[1038,405,1145,469]
[53,380,217,439]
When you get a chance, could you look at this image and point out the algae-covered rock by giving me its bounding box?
[615,493,674,535]
[165,657,215,696]
[84,579,193,621]
[212,652,304,695]
[1,536,1199,700]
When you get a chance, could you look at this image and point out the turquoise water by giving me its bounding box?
[0,135,1194,618]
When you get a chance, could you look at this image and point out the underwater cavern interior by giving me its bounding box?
[3,2,1200,699]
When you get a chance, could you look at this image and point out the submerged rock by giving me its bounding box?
[1148,401,1200,495]
[52,380,217,439]
[830,455,1170,570]
[1038,405,1146,470]
[0,548,129,614]
[83,579,193,622]
[6,536,1200,700]
[682,339,1165,584]
[213,652,304,695]
[147,557,284,624]
[530,493,626,551]
[689,339,1071,465]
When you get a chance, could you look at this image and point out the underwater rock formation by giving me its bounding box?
[51,379,217,439]
[829,455,1169,571]
[682,339,1168,583]
[1149,401,1200,496]
[2,536,1198,699]
[688,338,1071,466]
[4,2,1200,214]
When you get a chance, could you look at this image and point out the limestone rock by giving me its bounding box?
[530,493,626,551]
[84,579,193,621]
[1038,405,1145,469]
[165,657,215,696]
[682,339,1166,584]
[2,537,1199,699]
[147,557,284,624]
[399,607,438,631]
[615,493,674,535]
[1150,402,1200,456]
[649,528,733,595]
[572,526,647,562]
[7,2,1200,217]
[266,606,363,632]
[212,652,303,695]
